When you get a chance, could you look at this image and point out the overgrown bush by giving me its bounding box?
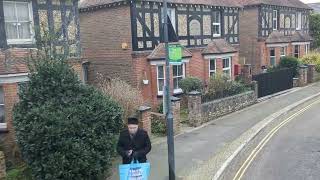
[203,74,248,102]
[6,164,32,180]
[97,75,144,123]
[179,76,203,93]
[13,55,123,179]
[279,56,300,76]
[151,117,166,136]
[157,102,164,114]
[301,52,320,73]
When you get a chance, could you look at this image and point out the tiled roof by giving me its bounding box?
[239,0,311,9]
[266,31,313,44]
[147,43,192,60]
[202,39,237,55]
[308,3,320,13]
[79,0,242,9]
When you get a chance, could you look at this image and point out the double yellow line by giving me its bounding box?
[233,98,320,180]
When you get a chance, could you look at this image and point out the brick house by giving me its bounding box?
[238,0,313,74]
[0,0,87,162]
[79,0,241,108]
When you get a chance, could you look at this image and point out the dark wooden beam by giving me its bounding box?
[32,0,41,48]
[130,0,139,50]
[0,0,7,49]
[60,0,69,57]
[73,0,81,57]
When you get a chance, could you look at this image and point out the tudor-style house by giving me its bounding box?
[239,0,313,74]
[79,0,241,107]
[0,0,86,160]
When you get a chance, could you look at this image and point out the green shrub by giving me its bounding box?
[279,56,300,76]
[151,117,166,136]
[13,55,123,179]
[6,164,32,180]
[179,76,203,93]
[203,74,248,102]
[301,52,320,73]
[157,102,164,114]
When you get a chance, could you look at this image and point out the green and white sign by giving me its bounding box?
[169,44,182,64]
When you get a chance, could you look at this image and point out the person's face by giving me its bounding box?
[128,124,139,135]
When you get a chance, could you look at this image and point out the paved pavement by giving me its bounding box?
[241,98,320,180]
[146,83,320,180]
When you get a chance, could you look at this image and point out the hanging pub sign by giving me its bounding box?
[168,44,182,64]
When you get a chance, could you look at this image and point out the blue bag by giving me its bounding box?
[119,160,150,180]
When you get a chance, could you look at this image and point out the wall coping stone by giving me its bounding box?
[138,106,151,112]
[171,96,181,102]
[188,91,201,96]
[202,91,255,106]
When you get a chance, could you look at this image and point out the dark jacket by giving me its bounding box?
[117,128,152,164]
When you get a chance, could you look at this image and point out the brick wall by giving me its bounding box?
[80,6,135,86]
[0,83,21,165]
[239,8,260,74]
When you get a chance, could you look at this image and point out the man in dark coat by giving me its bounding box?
[117,117,152,164]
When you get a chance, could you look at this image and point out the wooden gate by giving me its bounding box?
[252,68,294,98]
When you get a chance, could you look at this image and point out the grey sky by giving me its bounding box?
[300,0,320,3]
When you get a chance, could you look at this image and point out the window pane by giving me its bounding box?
[158,79,164,91]
[0,88,4,104]
[173,78,178,89]
[210,59,216,70]
[0,106,4,123]
[158,66,164,78]
[18,22,31,39]
[223,58,230,68]
[223,70,230,78]
[16,3,30,21]
[210,72,215,77]
[270,49,275,56]
[4,2,16,21]
[177,65,182,76]
[173,65,177,76]
[270,57,276,66]
[5,23,18,39]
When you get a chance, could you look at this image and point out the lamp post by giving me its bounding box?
[163,0,175,179]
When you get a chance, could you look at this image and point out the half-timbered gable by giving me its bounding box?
[130,1,240,51]
[0,0,81,57]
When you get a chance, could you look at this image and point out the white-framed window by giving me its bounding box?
[209,59,216,77]
[305,44,310,55]
[222,57,231,79]
[270,48,276,66]
[4,1,34,45]
[280,47,286,57]
[157,65,165,96]
[212,11,221,37]
[294,45,300,58]
[273,10,278,30]
[0,87,6,130]
[173,64,185,94]
[296,12,302,30]
[162,8,176,31]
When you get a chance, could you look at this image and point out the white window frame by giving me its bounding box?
[305,44,309,55]
[4,1,34,45]
[270,48,276,66]
[273,10,278,30]
[294,45,300,58]
[209,58,216,77]
[222,57,232,79]
[172,63,185,94]
[0,87,6,130]
[280,46,286,57]
[157,65,165,96]
[212,11,221,37]
[296,12,302,30]
[161,7,176,31]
